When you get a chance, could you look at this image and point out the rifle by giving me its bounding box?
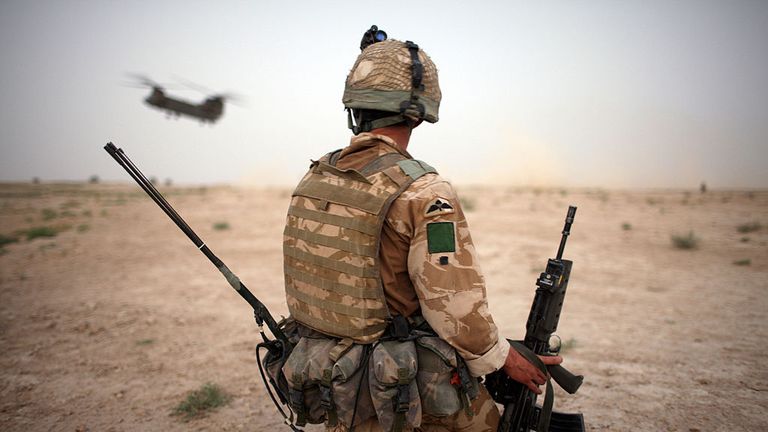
[485,206,585,432]
[103,142,300,430]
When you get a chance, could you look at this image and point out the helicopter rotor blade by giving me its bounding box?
[172,74,216,95]
[212,92,247,106]
[124,73,185,90]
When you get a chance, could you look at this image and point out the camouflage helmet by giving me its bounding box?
[343,38,441,134]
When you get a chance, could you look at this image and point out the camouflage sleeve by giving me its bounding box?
[390,174,509,377]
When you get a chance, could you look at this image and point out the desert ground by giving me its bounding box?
[0,182,765,431]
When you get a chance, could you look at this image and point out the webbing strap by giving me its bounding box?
[320,369,338,426]
[328,149,343,166]
[288,205,378,236]
[290,308,388,339]
[284,265,381,299]
[286,284,389,319]
[284,225,377,257]
[397,159,437,180]
[509,341,555,432]
[293,175,389,214]
[314,161,372,184]
[284,246,379,278]
[359,152,408,177]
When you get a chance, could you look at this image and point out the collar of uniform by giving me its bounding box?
[340,132,413,160]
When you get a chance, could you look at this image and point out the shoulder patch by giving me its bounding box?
[424,197,455,218]
[427,222,456,254]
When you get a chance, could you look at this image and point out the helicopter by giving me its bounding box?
[126,74,240,124]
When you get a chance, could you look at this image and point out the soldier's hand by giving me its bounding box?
[502,347,563,394]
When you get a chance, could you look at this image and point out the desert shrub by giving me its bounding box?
[732,259,751,266]
[671,231,699,250]
[41,208,58,220]
[25,226,60,240]
[172,383,230,421]
[621,223,632,231]
[136,338,155,346]
[736,222,761,234]
[77,224,90,233]
[0,234,20,248]
[213,222,230,231]
[740,237,750,243]
[88,175,100,184]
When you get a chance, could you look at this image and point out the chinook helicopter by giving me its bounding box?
[127,74,240,124]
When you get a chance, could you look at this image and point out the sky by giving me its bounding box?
[0,0,766,189]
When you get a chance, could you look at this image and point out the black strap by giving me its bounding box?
[392,367,411,432]
[509,341,554,432]
[405,41,423,91]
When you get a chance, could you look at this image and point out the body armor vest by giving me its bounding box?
[283,150,436,343]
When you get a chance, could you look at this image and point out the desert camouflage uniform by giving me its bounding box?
[316,132,507,431]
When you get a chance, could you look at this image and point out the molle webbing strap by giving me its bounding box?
[289,373,307,426]
[285,285,388,319]
[314,161,373,184]
[287,206,379,236]
[284,266,381,299]
[320,369,338,426]
[293,175,389,214]
[397,159,437,180]
[290,308,389,339]
[359,152,408,177]
[284,225,377,257]
[284,247,379,278]
[285,148,439,343]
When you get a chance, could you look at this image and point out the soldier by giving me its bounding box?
[280,27,562,432]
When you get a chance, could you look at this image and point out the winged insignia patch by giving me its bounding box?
[424,197,455,217]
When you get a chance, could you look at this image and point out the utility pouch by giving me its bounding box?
[369,340,421,432]
[282,336,336,425]
[331,344,376,427]
[415,336,467,417]
[261,317,300,408]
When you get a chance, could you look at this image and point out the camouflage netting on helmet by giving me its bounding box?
[343,39,441,123]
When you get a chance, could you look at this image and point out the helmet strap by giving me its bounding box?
[400,41,427,121]
[347,108,410,135]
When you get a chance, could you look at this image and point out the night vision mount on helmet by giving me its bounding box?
[343,25,441,134]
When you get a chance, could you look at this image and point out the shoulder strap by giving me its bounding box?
[396,159,437,180]
[360,152,408,177]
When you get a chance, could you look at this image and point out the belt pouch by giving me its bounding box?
[369,340,421,432]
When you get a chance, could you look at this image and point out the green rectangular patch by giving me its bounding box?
[427,222,455,254]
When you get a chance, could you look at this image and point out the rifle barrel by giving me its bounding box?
[556,206,577,260]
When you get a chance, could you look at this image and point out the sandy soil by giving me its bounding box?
[0,182,766,431]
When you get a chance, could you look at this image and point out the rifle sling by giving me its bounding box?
[509,341,554,432]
